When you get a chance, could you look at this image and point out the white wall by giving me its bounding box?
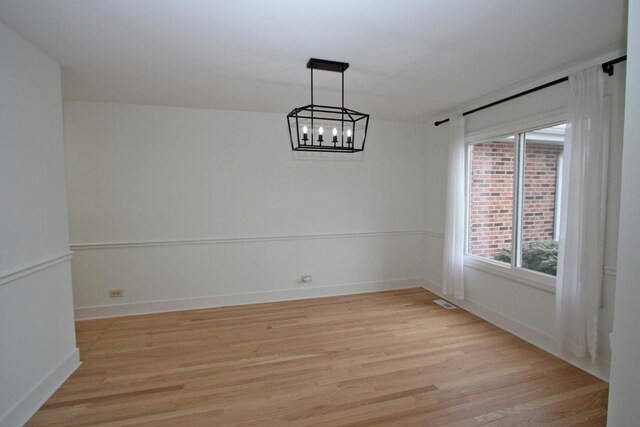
[64,102,428,317]
[0,22,79,426]
[607,0,640,423]
[422,56,626,379]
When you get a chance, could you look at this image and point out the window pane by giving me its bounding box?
[520,124,565,276]
[468,137,515,262]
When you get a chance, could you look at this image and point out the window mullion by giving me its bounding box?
[512,133,526,269]
[554,153,563,241]
[465,143,472,255]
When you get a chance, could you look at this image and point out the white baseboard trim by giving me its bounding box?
[0,348,80,427]
[75,278,422,320]
[421,280,610,382]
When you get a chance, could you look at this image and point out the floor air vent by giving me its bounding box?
[433,299,456,310]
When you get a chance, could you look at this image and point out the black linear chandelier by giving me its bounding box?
[287,58,369,153]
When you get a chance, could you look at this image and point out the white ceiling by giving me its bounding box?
[0,0,627,121]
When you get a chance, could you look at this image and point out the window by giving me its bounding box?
[466,124,565,279]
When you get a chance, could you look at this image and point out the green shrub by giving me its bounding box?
[494,247,512,264]
[494,240,558,276]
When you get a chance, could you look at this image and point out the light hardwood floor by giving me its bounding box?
[27,288,608,426]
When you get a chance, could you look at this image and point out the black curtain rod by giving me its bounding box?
[434,55,627,126]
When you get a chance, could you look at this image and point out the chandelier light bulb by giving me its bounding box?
[303,126,308,133]
[318,127,324,135]
[347,129,352,137]
[332,128,337,136]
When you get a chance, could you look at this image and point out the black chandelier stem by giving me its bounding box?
[341,71,344,109]
[310,67,314,146]
[341,70,345,147]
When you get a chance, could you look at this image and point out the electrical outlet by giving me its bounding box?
[301,275,312,283]
[109,289,123,298]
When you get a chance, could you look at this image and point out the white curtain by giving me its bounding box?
[442,113,465,300]
[556,66,608,361]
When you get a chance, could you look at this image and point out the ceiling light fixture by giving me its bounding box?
[287,58,369,153]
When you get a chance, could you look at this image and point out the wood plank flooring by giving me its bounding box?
[27,288,608,426]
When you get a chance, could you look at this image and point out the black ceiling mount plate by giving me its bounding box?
[306,58,349,73]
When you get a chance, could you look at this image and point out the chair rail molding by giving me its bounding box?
[0,252,73,287]
[423,230,445,239]
[70,230,426,251]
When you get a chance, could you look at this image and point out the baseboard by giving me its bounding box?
[75,278,422,320]
[0,348,80,427]
[421,280,610,382]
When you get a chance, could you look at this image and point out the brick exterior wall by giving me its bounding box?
[469,141,515,259]
[522,143,563,244]
[469,141,562,260]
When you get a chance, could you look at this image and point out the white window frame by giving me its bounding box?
[463,109,567,293]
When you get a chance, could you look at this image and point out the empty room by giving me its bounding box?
[1,0,639,426]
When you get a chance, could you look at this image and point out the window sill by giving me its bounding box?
[464,255,556,294]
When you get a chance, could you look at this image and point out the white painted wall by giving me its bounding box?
[0,22,79,426]
[64,102,427,317]
[607,0,640,423]
[422,56,626,379]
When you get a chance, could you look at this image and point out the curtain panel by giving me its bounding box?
[442,113,466,300]
[556,66,608,361]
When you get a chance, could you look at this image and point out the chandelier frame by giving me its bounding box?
[287,58,369,153]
